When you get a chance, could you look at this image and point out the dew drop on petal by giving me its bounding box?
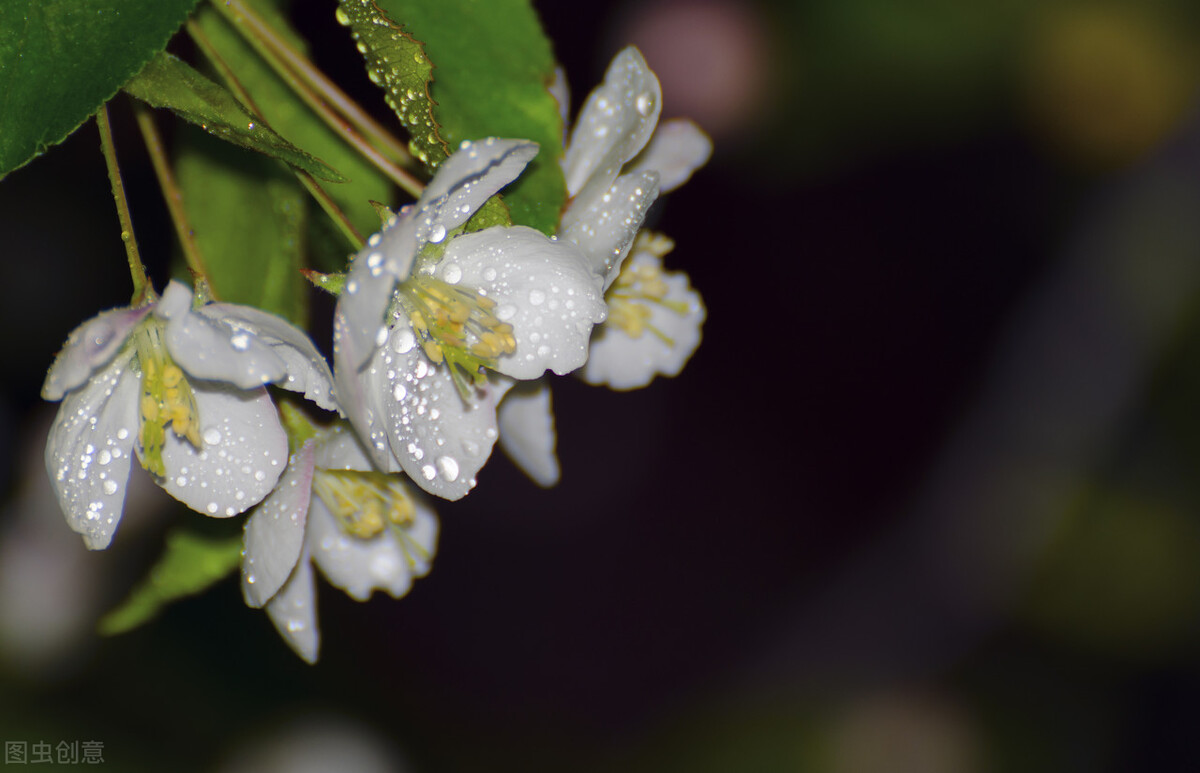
[528,289,546,306]
[421,464,437,481]
[442,263,462,284]
[429,224,447,243]
[436,456,460,481]
[375,326,389,347]
[203,428,222,445]
[230,333,250,351]
[636,92,654,116]
[392,328,416,354]
[102,479,118,496]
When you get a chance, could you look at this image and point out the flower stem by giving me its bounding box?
[95,104,151,305]
[133,103,214,290]
[209,0,424,198]
[187,18,365,249]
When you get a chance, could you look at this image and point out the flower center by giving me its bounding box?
[396,276,516,398]
[133,322,201,477]
[606,233,690,344]
[313,469,416,539]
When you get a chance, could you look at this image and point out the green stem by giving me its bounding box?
[96,104,151,305]
[209,0,424,198]
[133,103,213,289]
[188,18,365,249]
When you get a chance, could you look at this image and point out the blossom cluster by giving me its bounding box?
[41,48,710,661]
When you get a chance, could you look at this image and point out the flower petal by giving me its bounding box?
[157,384,287,517]
[157,281,288,389]
[312,424,375,472]
[627,118,712,194]
[439,226,607,379]
[42,305,150,401]
[583,253,706,389]
[497,379,560,487]
[44,354,140,550]
[418,138,538,240]
[264,549,320,663]
[308,491,438,602]
[372,320,512,499]
[242,440,314,608]
[563,47,661,202]
[201,302,336,412]
[338,214,417,371]
[561,170,660,286]
[333,311,402,474]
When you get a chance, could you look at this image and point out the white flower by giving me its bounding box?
[333,138,606,500]
[497,48,712,485]
[42,280,335,549]
[241,424,437,663]
[580,231,706,390]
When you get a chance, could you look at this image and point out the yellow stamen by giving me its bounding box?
[313,469,417,539]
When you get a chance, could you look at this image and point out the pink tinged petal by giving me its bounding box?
[442,226,607,379]
[418,139,538,239]
[583,255,706,390]
[42,305,151,401]
[201,303,337,412]
[242,441,315,608]
[497,379,561,487]
[157,384,287,517]
[264,549,319,663]
[308,495,439,602]
[44,356,140,550]
[627,118,713,193]
[563,47,662,202]
[562,171,660,286]
[372,325,512,499]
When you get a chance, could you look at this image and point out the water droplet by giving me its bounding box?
[375,326,389,347]
[393,383,408,401]
[254,470,266,482]
[442,263,462,284]
[421,464,437,481]
[429,224,447,243]
[482,267,497,281]
[528,289,545,306]
[393,328,416,354]
[636,92,654,116]
[203,428,222,446]
[230,333,250,351]
[207,502,218,514]
[437,456,460,481]
[102,479,118,496]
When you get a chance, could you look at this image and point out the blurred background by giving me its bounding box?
[4,0,1200,769]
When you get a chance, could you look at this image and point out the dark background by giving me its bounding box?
[4,0,1200,770]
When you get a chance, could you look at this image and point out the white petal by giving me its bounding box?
[418,138,538,239]
[561,171,660,286]
[308,492,438,602]
[312,424,375,472]
[42,305,150,401]
[563,47,661,201]
[157,282,288,389]
[583,254,706,390]
[549,67,570,144]
[372,321,512,499]
[333,311,402,474]
[441,226,607,379]
[242,441,314,608]
[497,379,560,487]
[157,384,287,517]
[627,118,712,193]
[202,303,337,412]
[264,550,320,663]
[44,354,140,550]
[339,215,416,371]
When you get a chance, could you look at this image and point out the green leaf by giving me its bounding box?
[98,529,243,636]
[338,0,566,234]
[0,0,201,177]
[124,51,345,182]
[192,0,393,261]
[176,124,309,326]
